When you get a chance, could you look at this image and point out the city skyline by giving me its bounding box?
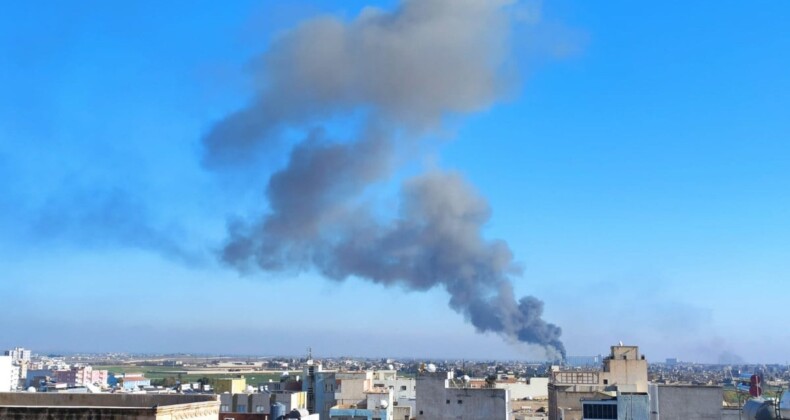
[2,0,789,364]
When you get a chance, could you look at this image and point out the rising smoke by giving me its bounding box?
[204,0,565,358]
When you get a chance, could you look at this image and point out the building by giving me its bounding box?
[549,344,649,420]
[303,360,337,420]
[371,369,416,419]
[580,392,650,420]
[0,356,12,392]
[219,390,307,416]
[54,366,109,387]
[329,371,394,420]
[25,368,53,388]
[496,377,549,400]
[416,371,511,420]
[108,372,152,390]
[329,390,393,420]
[0,393,219,419]
[216,377,248,394]
[648,384,723,420]
[5,347,32,363]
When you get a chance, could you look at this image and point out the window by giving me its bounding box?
[458,400,463,404]
[583,403,617,419]
[603,379,609,385]
[419,411,423,415]
[446,399,450,404]
[401,385,407,391]
[236,405,247,412]
[220,405,230,412]
[256,405,265,412]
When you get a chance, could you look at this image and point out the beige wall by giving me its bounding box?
[0,393,219,420]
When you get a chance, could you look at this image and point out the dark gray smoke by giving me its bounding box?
[205,0,565,358]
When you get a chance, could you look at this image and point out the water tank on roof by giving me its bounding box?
[742,399,777,420]
[271,402,286,420]
[287,408,310,418]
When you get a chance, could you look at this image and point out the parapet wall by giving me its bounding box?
[0,393,217,408]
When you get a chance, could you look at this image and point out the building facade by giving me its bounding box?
[0,393,219,420]
[549,344,649,420]
[416,372,511,420]
[54,366,109,387]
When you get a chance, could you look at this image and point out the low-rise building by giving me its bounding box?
[108,372,151,390]
[54,366,108,387]
[0,393,219,419]
[497,377,549,400]
[216,377,248,394]
[648,384,723,420]
[416,371,511,420]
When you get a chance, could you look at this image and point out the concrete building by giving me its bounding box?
[416,371,511,420]
[371,370,416,419]
[0,392,219,419]
[303,360,337,420]
[0,356,12,392]
[580,392,650,420]
[220,391,308,415]
[497,377,550,400]
[108,372,151,390]
[25,369,53,388]
[329,372,394,420]
[330,389,393,420]
[216,377,248,394]
[5,347,32,363]
[648,384,723,420]
[54,366,109,387]
[549,344,649,420]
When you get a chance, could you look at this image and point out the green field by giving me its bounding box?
[94,365,287,386]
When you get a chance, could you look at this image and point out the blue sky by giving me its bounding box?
[1,0,789,363]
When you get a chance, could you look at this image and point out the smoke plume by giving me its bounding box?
[205,0,565,358]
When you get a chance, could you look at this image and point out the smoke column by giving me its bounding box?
[204,0,565,358]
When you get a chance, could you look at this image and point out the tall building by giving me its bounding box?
[303,360,337,420]
[548,344,649,420]
[4,347,32,363]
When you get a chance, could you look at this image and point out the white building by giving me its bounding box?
[496,377,549,400]
[0,356,12,392]
[5,347,32,363]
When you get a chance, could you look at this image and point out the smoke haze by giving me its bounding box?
[205,0,565,358]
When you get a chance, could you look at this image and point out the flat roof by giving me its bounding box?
[0,393,217,408]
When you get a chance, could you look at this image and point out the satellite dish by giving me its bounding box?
[618,341,624,346]
[380,400,389,408]
[462,375,470,382]
[426,364,437,373]
[388,364,394,370]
